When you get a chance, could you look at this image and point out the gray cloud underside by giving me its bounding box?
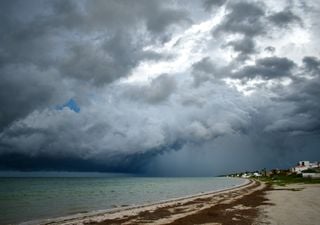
[0,0,320,175]
[233,56,296,79]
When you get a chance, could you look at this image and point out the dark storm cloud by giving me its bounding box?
[225,36,256,60]
[191,57,227,86]
[203,0,226,10]
[59,33,174,85]
[192,57,216,75]
[303,56,320,74]
[264,46,276,53]
[0,0,190,68]
[0,0,190,130]
[144,7,190,34]
[0,78,255,173]
[211,2,304,63]
[0,0,320,175]
[268,9,302,28]
[259,55,320,137]
[286,78,320,117]
[123,74,177,104]
[215,1,265,37]
[0,0,189,78]
[0,8,56,68]
[0,65,66,131]
[0,151,155,173]
[267,75,320,135]
[233,57,296,79]
[60,34,141,85]
[49,0,190,34]
[212,1,268,62]
[227,37,256,55]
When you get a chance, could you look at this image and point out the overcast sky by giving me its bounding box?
[0,0,320,176]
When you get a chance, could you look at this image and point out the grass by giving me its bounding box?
[256,174,320,186]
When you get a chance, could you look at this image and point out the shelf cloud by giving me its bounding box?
[0,0,320,175]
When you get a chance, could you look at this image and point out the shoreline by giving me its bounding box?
[23,178,252,225]
[18,178,320,225]
[29,178,256,225]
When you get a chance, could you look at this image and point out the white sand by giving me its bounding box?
[257,184,320,225]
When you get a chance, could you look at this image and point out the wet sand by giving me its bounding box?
[256,183,320,225]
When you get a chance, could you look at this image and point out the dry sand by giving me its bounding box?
[256,183,320,225]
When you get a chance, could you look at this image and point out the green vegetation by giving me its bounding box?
[302,168,320,173]
[256,174,320,186]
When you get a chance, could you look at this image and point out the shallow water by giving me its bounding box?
[0,174,245,224]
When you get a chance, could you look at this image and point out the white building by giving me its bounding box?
[291,161,319,174]
[241,173,250,178]
[253,172,262,177]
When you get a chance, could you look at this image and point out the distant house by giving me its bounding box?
[240,172,261,178]
[241,173,250,178]
[253,172,262,177]
[291,161,319,174]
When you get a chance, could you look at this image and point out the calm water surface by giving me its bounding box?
[0,174,245,224]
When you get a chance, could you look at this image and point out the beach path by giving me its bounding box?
[257,184,320,225]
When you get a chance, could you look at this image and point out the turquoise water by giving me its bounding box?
[0,174,245,225]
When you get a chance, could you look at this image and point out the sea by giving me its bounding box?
[0,172,246,225]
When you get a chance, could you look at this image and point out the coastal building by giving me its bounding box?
[291,161,319,174]
[240,172,261,178]
[241,173,250,178]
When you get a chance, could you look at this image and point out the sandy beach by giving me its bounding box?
[32,180,320,225]
[256,183,320,225]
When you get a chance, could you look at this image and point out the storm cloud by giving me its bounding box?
[0,0,320,175]
[233,56,296,79]
[268,9,302,28]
